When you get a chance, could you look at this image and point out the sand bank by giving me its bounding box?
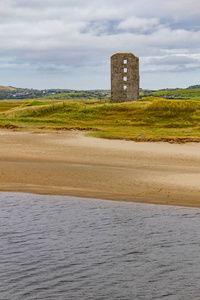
[0,129,199,207]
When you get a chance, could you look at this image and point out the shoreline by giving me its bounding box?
[0,129,200,208]
[0,185,200,208]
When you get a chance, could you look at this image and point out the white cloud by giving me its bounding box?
[118,17,160,33]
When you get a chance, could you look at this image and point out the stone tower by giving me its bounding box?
[111,53,139,102]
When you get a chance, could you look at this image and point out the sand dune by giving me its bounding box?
[0,129,199,207]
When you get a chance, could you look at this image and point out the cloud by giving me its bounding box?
[170,65,200,72]
[37,65,66,74]
[0,0,200,89]
[149,55,200,65]
[118,17,160,33]
[142,54,200,77]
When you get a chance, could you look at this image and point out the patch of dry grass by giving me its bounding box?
[0,97,200,142]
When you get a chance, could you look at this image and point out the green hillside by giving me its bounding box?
[141,85,200,100]
[0,86,110,100]
[0,96,200,143]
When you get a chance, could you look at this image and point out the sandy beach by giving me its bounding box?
[0,129,199,207]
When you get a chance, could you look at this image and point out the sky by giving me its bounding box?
[0,0,200,90]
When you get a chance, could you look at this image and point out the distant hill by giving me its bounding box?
[140,85,200,100]
[0,86,110,100]
[0,85,16,91]
[0,84,199,101]
[0,86,43,100]
[186,85,200,89]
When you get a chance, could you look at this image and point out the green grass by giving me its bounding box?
[146,88,200,100]
[0,97,200,142]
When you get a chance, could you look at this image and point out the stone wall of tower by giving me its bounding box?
[111,53,139,102]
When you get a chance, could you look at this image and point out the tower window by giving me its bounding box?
[123,59,127,64]
[123,85,127,90]
[124,68,127,73]
[123,76,127,81]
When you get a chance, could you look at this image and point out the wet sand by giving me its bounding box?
[0,129,199,207]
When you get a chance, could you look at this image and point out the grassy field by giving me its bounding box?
[143,87,200,101]
[0,97,200,142]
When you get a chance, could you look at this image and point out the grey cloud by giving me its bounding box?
[82,20,119,36]
[170,65,200,73]
[37,66,66,74]
[149,55,200,65]
[12,0,83,9]
[143,65,200,74]
[117,17,160,34]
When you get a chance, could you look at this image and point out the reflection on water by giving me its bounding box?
[0,193,200,300]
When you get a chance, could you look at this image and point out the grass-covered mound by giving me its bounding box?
[0,97,200,142]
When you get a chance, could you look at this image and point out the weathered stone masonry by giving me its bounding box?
[111,53,139,102]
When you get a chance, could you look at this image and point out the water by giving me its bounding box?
[0,193,200,300]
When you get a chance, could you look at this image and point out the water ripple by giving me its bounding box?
[1,192,200,300]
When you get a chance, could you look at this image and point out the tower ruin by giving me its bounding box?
[111,53,139,102]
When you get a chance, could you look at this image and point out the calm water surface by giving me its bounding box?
[0,193,200,300]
